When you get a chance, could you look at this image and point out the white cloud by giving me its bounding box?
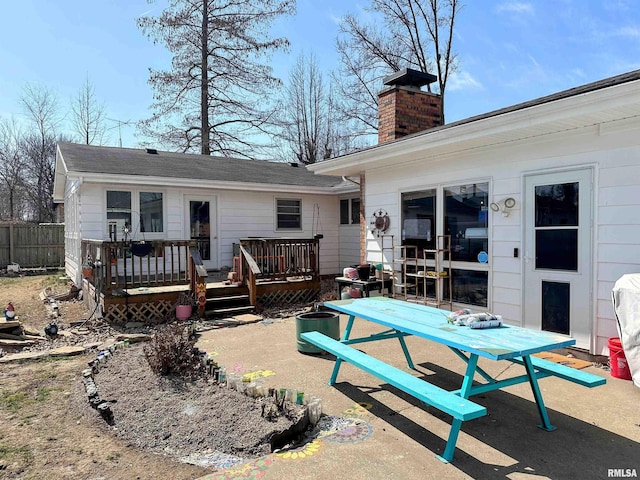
[496,2,534,15]
[615,26,640,38]
[569,68,586,79]
[448,70,483,92]
[527,54,540,68]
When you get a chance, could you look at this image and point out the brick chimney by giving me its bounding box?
[378,68,442,144]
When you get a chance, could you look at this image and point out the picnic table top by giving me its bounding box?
[325,297,576,361]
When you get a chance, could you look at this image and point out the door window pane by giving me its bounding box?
[535,182,578,227]
[190,201,210,261]
[445,183,489,262]
[277,199,302,229]
[402,189,436,254]
[536,230,578,270]
[542,281,570,334]
[139,192,163,233]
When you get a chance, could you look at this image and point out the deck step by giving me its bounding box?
[206,294,249,303]
[204,289,254,317]
[206,305,255,317]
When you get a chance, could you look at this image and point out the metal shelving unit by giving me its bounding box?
[382,235,452,309]
[379,235,403,298]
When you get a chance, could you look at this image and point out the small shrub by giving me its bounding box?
[35,388,51,402]
[143,324,206,379]
[0,391,28,413]
[0,443,33,462]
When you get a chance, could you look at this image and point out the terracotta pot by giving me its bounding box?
[176,305,192,321]
[82,268,93,279]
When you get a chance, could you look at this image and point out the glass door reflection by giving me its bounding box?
[189,201,210,261]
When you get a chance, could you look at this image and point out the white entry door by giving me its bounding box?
[523,169,593,349]
[184,196,218,270]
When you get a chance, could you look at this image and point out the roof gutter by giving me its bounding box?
[63,172,356,195]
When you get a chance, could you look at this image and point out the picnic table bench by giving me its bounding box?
[306,297,605,463]
[301,331,487,462]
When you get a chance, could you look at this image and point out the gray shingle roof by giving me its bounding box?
[57,142,344,188]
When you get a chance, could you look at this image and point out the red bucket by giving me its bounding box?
[608,337,632,380]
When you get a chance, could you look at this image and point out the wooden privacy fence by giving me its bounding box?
[0,223,65,269]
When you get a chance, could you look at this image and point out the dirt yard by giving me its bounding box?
[0,274,307,480]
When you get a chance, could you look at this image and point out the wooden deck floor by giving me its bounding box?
[121,281,237,297]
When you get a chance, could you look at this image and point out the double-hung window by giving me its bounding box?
[276,198,302,230]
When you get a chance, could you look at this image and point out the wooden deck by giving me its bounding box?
[81,237,322,323]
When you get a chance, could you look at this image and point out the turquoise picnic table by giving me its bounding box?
[301,297,605,463]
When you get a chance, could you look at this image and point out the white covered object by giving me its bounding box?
[611,274,640,387]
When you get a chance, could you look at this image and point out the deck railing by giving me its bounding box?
[80,239,199,294]
[238,237,320,305]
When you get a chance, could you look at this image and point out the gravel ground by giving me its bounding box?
[82,344,306,469]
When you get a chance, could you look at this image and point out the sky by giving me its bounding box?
[1,0,640,152]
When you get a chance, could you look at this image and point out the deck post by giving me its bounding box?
[248,270,257,306]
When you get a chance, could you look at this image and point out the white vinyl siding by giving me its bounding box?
[360,122,640,354]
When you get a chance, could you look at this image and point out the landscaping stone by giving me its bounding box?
[232,313,263,323]
[125,321,145,329]
[49,346,86,357]
[0,349,49,363]
[115,333,151,343]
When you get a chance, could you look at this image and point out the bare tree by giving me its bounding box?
[20,83,62,223]
[334,0,461,139]
[71,75,108,145]
[0,118,28,220]
[278,54,331,164]
[137,0,294,157]
[277,53,368,164]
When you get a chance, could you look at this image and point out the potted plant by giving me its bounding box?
[176,292,195,321]
[82,255,94,280]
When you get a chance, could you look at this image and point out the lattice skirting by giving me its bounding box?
[103,299,174,324]
[257,288,320,309]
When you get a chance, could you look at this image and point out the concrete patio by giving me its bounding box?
[194,313,639,480]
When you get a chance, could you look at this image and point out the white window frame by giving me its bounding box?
[105,188,166,240]
[400,178,491,308]
[275,197,302,231]
[340,197,360,225]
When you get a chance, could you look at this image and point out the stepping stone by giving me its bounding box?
[0,338,35,347]
[50,346,86,357]
[115,333,151,343]
[0,350,50,363]
[232,314,262,323]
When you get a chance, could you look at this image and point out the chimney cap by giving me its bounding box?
[383,68,437,88]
